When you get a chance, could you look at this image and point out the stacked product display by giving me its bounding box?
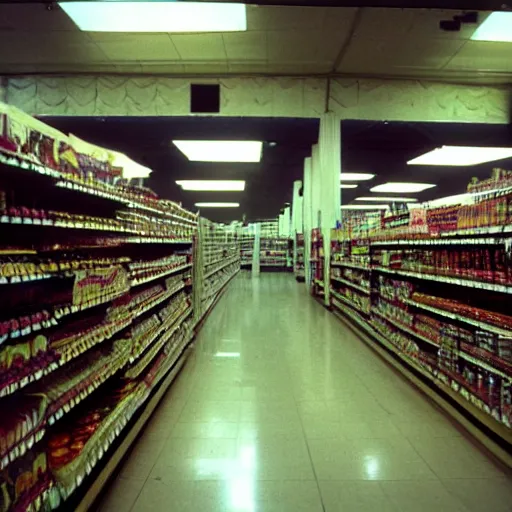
[294,233,305,281]
[330,170,512,452]
[0,102,199,512]
[196,220,240,322]
[240,231,255,269]
[259,238,289,269]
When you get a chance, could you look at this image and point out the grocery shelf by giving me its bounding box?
[371,237,509,246]
[130,263,192,286]
[372,309,440,348]
[403,298,512,338]
[331,275,371,295]
[458,350,511,381]
[204,256,239,279]
[330,289,369,315]
[75,343,192,512]
[331,302,512,461]
[0,152,197,226]
[331,260,370,271]
[374,266,512,294]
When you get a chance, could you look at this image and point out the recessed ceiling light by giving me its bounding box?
[173,140,262,163]
[341,204,389,210]
[59,1,247,32]
[176,180,245,191]
[340,173,375,181]
[195,202,240,208]
[355,196,418,202]
[215,352,241,357]
[471,12,512,43]
[370,183,436,193]
[408,145,512,166]
[340,184,358,189]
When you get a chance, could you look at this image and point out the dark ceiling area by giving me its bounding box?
[40,115,512,222]
[41,116,319,223]
[341,120,512,205]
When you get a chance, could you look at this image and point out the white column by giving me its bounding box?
[318,112,342,305]
[291,180,303,235]
[310,143,322,230]
[283,206,291,237]
[252,223,261,276]
[302,157,313,288]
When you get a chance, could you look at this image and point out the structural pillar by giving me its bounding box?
[318,112,342,305]
[302,157,313,288]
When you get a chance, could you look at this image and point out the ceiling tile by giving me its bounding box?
[0,32,107,64]
[223,32,267,61]
[171,34,226,61]
[338,36,465,73]
[321,7,358,32]
[267,30,344,64]
[354,8,416,39]
[444,41,512,72]
[97,35,179,61]
[0,4,79,31]
[407,9,487,40]
[247,6,326,31]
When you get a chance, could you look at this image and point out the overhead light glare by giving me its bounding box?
[370,182,436,193]
[340,184,358,189]
[341,204,389,210]
[356,196,418,203]
[408,145,512,166]
[471,12,512,43]
[59,1,247,32]
[215,352,241,358]
[195,202,240,208]
[173,140,262,162]
[340,173,375,182]
[176,180,245,191]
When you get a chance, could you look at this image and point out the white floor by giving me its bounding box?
[98,273,512,512]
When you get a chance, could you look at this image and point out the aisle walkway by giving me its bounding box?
[99,273,511,512]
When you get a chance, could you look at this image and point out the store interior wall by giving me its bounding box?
[4,76,510,124]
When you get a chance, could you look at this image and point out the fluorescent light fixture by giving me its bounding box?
[471,12,512,43]
[59,2,247,32]
[176,180,245,192]
[356,196,418,202]
[340,173,375,181]
[215,352,241,358]
[370,183,436,193]
[408,145,512,166]
[340,184,358,189]
[341,204,389,210]
[173,141,262,163]
[195,202,240,208]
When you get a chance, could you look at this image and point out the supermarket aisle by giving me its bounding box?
[98,273,512,512]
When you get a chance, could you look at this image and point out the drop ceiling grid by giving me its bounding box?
[0,5,510,83]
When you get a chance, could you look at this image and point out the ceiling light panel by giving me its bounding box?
[195,202,240,208]
[59,2,247,32]
[370,183,436,193]
[340,173,375,181]
[340,184,358,189]
[341,204,389,210]
[176,180,245,191]
[356,196,418,202]
[173,141,262,163]
[408,146,512,166]
[471,12,512,43]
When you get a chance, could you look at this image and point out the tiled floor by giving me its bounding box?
[98,273,512,512]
